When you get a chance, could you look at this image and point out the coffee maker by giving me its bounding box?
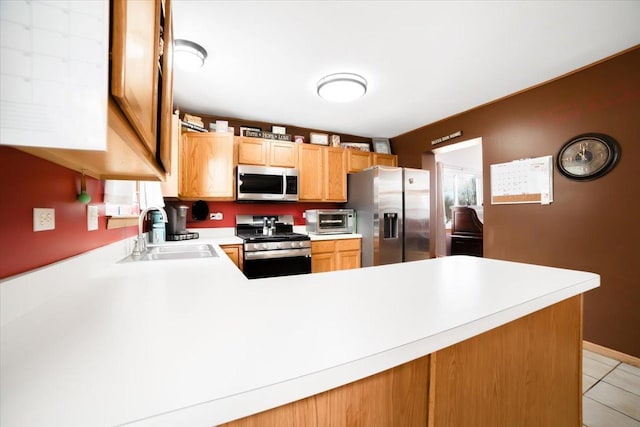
[166,205,199,240]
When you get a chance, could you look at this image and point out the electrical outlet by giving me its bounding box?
[210,212,223,220]
[87,205,98,231]
[33,208,55,232]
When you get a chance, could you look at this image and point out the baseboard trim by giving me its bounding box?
[583,340,640,368]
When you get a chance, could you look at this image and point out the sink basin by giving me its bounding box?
[122,243,219,262]
[146,244,215,254]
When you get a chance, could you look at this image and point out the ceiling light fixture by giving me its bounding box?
[174,39,207,71]
[317,73,367,103]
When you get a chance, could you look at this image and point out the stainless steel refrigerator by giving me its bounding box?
[347,166,430,267]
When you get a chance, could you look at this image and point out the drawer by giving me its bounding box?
[336,238,361,251]
[312,240,336,254]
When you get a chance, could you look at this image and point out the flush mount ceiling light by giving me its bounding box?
[174,39,207,71]
[317,73,367,103]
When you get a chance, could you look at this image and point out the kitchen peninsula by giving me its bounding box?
[0,234,598,427]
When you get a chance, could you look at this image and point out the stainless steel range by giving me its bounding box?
[236,214,311,279]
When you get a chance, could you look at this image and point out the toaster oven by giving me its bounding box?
[305,209,355,234]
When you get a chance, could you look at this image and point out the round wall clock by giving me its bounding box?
[557,133,620,181]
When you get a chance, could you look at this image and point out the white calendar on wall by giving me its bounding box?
[490,156,554,205]
[0,0,108,150]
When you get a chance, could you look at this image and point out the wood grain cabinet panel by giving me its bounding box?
[373,153,398,167]
[111,0,161,154]
[347,149,372,173]
[311,239,361,273]
[179,132,236,200]
[220,244,243,271]
[221,356,429,427]
[299,145,347,202]
[238,137,297,167]
[298,144,324,200]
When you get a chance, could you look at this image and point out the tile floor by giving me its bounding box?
[582,349,640,426]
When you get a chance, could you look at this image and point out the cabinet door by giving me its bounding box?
[111,0,161,155]
[179,133,236,199]
[324,147,347,201]
[158,0,175,174]
[237,137,268,165]
[220,244,243,270]
[299,145,324,200]
[336,239,361,270]
[348,150,372,173]
[312,253,335,273]
[270,141,297,167]
[373,153,398,167]
[160,114,181,197]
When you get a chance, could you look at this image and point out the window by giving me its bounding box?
[442,166,483,228]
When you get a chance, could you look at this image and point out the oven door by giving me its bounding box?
[243,249,311,279]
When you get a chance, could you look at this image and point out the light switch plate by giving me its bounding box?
[87,205,98,231]
[33,208,55,232]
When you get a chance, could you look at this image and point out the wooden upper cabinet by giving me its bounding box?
[270,141,298,167]
[299,145,346,202]
[373,153,398,167]
[111,0,161,155]
[179,132,236,200]
[298,144,324,200]
[238,137,297,167]
[324,147,347,201]
[348,150,373,173]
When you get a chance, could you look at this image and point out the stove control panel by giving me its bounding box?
[245,240,311,252]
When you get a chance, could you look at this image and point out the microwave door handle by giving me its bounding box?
[282,171,286,198]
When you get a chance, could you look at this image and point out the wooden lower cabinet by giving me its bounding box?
[311,239,361,273]
[220,295,582,427]
[220,244,243,271]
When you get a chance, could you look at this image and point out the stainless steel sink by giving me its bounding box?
[122,243,219,262]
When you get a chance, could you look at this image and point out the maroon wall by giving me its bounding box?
[392,47,640,357]
[0,147,137,279]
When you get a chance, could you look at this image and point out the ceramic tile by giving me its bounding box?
[583,374,599,393]
[619,363,640,378]
[583,396,640,427]
[585,381,640,421]
[583,349,620,368]
[604,366,640,396]
[583,356,617,379]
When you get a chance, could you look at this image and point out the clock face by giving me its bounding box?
[557,134,620,181]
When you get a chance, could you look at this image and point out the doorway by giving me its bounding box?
[431,138,483,257]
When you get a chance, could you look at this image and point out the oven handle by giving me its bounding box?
[245,248,311,260]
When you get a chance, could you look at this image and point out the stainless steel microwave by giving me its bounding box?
[305,209,356,234]
[237,165,299,201]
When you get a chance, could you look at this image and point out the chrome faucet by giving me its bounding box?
[132,206,168,258]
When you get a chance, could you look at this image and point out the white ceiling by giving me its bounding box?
[171,1,640,139]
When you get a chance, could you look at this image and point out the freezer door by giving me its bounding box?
[403,168,430,261]
[377,166,403,266]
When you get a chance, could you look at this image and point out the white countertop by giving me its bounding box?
[0,232,599,427]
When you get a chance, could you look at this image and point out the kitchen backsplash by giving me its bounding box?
[0,147,137,279]
[174,201,343,229]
